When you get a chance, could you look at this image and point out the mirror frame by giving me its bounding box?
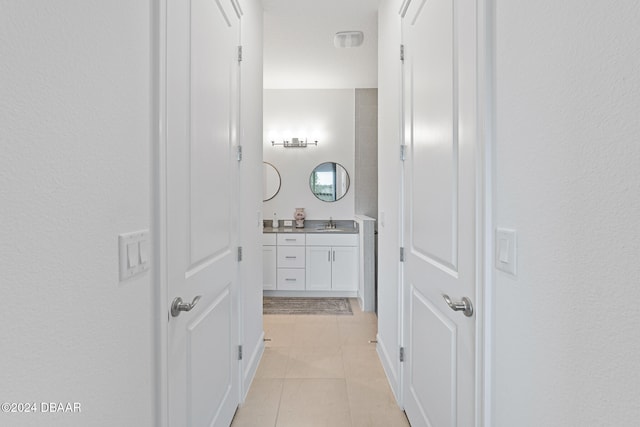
[308,161,350,202]
[263,161,281,202]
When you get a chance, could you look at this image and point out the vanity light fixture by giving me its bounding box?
[271,138,318,148]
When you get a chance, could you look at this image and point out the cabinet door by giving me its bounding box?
[331,246,358,291]
[306,246,332,290]
[262,246,277,290]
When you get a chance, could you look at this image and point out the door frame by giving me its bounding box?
[476,0,494,425]
[395,0,494,425]
[152,1,169,426]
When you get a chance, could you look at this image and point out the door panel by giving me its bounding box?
[402,0,477,426]
[408,287,457,427]
[187,288,232,424]
[190,0,234,263]
[408,0,457,272]
[167,0,241,426]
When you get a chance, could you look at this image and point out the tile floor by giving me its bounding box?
[231,299,410,427]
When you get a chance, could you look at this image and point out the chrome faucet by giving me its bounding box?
[327,217,336,229]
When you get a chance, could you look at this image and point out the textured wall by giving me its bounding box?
[354,89,378,218]
[493,1,640,425]
[0,2,154,426]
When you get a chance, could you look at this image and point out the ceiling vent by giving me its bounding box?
[334,31,364,48]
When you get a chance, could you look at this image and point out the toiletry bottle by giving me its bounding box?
[272,213,278,228]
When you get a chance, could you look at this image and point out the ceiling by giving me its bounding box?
[263,0,379,89]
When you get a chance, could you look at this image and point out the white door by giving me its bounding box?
[401,0,478,426]
[166,0,241,425]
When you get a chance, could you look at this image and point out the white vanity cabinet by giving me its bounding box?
[262,231,358,295]
[262,233,277,290]
[305,234,358,291]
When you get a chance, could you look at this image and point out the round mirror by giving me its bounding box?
[263,162,281,202]
[309,162,350,202]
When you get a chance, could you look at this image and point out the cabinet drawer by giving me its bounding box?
[277,246,305,268]
[305,233,358,247]
[277,233,306,246]
[262,233,277,245]
[277,268,305,290]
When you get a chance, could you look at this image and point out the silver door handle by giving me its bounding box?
[171,295,202,317]
[442,294,473,317]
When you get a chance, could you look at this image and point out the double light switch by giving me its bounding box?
[119,230,150,281]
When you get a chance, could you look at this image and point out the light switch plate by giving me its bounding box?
[119,230,150,281]
[495,228,517,275]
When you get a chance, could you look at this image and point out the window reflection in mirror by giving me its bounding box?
[309,162,350,202]
[263,162,281,201]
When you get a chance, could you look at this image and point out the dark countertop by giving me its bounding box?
[262,219,359,234]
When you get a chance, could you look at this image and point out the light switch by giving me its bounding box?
[119,230,150,281]
[127,242,139,268]
[139,239,149,264]
[498,238,510,263]
[496,228,517,275]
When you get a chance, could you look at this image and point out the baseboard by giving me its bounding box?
[263,290,358,298]
[376,332,402,406]
[240,330,265,403]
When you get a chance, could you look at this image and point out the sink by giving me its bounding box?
[315,227,346,232]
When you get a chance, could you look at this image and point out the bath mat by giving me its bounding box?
[263,297,353,315]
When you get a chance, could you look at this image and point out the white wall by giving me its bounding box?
[263,89,356,221]
[376,0,403,403]
[263,0,378,89]
[492,1,640,425]
[0,2,154,426]
[239,0,265,399]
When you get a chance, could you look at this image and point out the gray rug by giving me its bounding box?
[263,297,353,315]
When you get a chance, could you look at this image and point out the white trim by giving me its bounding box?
[476,0,494,425]
[376,333,402,404]
[240,332,265,402]
[152,0,169,425]
[398,0,408,410]
[262,290,358,298]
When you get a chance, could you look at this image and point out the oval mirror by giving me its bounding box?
[309,162,350,202]
[263,162,281,202]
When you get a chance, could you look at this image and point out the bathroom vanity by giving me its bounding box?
[262,221,359,297]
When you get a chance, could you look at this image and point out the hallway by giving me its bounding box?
[231,299,409,427]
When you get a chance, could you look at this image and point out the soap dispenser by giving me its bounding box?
[272,213,278,228]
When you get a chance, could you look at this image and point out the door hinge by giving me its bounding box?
[237,45,243,62]
[237,246,243,262]
[236,145,243,161]
[400,346,405,362]
[400,144,407,161]
[238,345,243,360]
[400,247,406,262]
[400,44,405,62]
